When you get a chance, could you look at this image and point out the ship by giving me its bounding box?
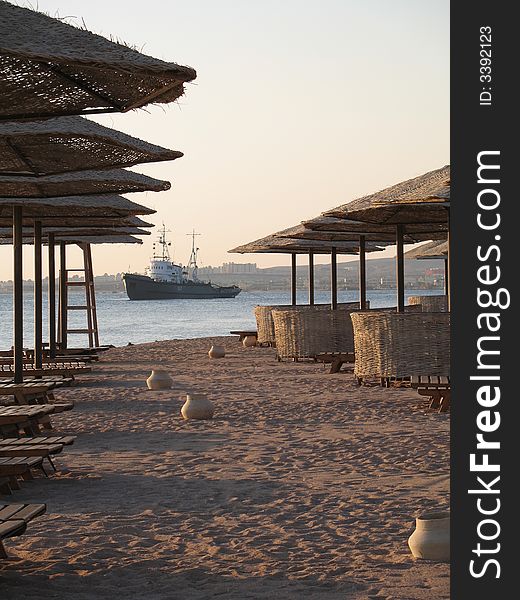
[122,227,241,301]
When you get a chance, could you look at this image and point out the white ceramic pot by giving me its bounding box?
[208,345,225,359]
[408,511,450,561]
[242,335,257,348]
[181,394,215,420]
[146,369,173,390]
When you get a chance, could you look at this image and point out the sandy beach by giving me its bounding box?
[0,336,449,599]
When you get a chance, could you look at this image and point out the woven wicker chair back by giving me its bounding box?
[255,302,363,346]
[351,311,450,379]
[408,295,449,312]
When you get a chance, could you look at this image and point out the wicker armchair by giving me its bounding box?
[351,311,450,382]
[254,302,362,347]
[271,304,368,360]
[408,294,448,312]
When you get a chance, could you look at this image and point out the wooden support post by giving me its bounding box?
[396,225,405,313]
[446,208,451,311]
[13,206,24,384]
[331,248,338,310]
[33,221,43,369]
[291,253,297,306]
[359,235,367,310]
[48,233,56,359]
[308,252,315,305]
[59,242,67,349]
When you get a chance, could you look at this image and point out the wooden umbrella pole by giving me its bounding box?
[331,248,338,310]
[59,242,67,350]
[396,224,405,313]
[13,206,24,383]
[308,252,315,305]
[359,235,367,310]
[48,232,56,359]
[447,208,451,311]
[33,220,43,368]
[291,253,297,306]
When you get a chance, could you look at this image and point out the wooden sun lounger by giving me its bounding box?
[0,405,57,437]
[315,352,355,373]
[0,376,75,387]
[0,503,46,558]
[410,376,451,412]
[0,456,47,490]
[0,436,76,473]
[0,382,74,414]
[0,364,91,380]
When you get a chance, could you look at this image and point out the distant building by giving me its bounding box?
[199,262,258,275]
[221,262,257,274]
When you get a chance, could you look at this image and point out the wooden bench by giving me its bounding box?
[0,503,46,558]
[230,330,258,342]
[0,436,76,473]
[0,405,57,437]
[0,456,47,489]
[0,364,91,381]
[410,376,451,412]
[315,352,355,374]
[0,382,74,415]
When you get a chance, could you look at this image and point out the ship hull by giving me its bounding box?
[123,273,241,300]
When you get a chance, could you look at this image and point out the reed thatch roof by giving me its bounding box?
[0,1,197,120]
[0,214,154,228]
[0,168,170,197]
[324,165,450,226]
[0,194,155,218]
[405,240,448,260]
[301,216,448,241]
[229,227,384,255]
[0,116,182,175]
[0,234,143,245]
[0,226,150,239]
[279,224,397,245]
[53,234,143,244]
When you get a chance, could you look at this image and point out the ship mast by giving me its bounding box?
[186,229,201,281]
[153,224,172,261]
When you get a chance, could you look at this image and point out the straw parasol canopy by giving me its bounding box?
[301,215,448,240]
[0,226,150,238]
[323,165,450,225]
[0,168,170,197]
[279,224,403,244]
[0,234,143,245]
[0,116,183,176]
[405,240,448,260]
[229,230,382,255]
[0,1,197,120]
[0,194,156,218]
[0,214,154,227]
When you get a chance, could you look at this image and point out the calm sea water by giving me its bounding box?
[0,289,441,348]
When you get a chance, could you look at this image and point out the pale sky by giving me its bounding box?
[0,0,449,280]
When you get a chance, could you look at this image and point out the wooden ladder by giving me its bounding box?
[58,243,99,349]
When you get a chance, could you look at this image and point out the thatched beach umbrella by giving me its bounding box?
[405,240,448,260]
[1,192,160,381]
[0,0,196,121]
[0,217,150,364]
[0,168,170,197]
[0,215,154,228]
[0,116,183,176]
[263,224,390,309]
[230,232,381,309]
[0,194,156,218]
[321,166,451,312]
[288,219,447,310]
